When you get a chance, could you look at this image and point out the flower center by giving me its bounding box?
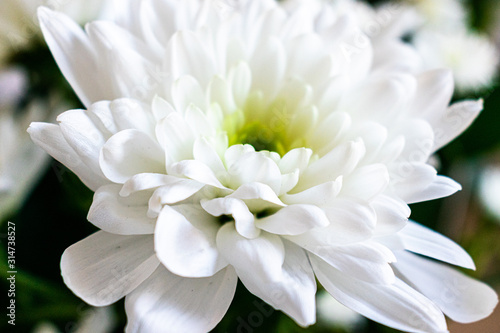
[223,93,307,156]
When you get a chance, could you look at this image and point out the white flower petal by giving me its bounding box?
[38,7,104,106]
[108,99,155,135]
[256,204,330,236]
[155,205,227,278]
[202,197,260,239]
[286,199,378,250]
[216,222,285,283]
[88,184,156,235]
[282,178,342,206]
[125,266,237,333]
[120,173,176,197]
[100,129,165,183]
[311,255,448,333]
[156,112,196,164]
[341,164,390,201]
[148,180,205,213]
[57,109,110,179]
[168,159,226,189]
[249,36,286,102]
[432,100,483,152]
[296,139,365,192]
[405,175,462,204]
[278,148,313,174]
[28,122,107,191]
[371,195,410,235]
[309,241,396,285]
[61,231,159,306]
[227,182,285,210]
[227,61,252,108]
[166,31,216,88]
[394,251,498,324]
[151,95,176,121]
[398,221,475,269]
[391,163,437,203]
[323,198,377,242]
[208,75,237,113]
[193,138,227,181]
[410,69,454,123]
[238,240,317,327]
[228,152,282,194]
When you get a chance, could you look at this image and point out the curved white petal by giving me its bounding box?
[296,139,365,192]
[398,221,475,269]
[155,205,227,278]
[168,159,226,189]
[287,198,377,248]
[371,195,410,235]
[405,175,462,204]
[341,164,390,201]
[120,173,176,197]
[395,251,498,323]
[201,197,260,239]
[38,7,104,107]
[100,129,165,183]
[125,265,237,333]
[28,122,107,191]
[278,148,313,174]
[166,31,216,89]
[193,137,227,179]
[88,184,156,235]
[238,240,317,327]
[61,231,159,306]
[57,109,111,181]
[216,222,285,283]
[227,182,285,211]
[228,152,282,194]
[148,179,205,214]
[282,178,342,206]
[305,241,396,285]
[310,255,448,333]
[432,100,483,152]
[256,204,330,236]
[410,69,454,123]
[391,163,437,203]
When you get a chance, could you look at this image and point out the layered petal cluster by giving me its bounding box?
[29,0,498,332]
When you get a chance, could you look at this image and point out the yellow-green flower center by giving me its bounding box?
[223,92,308,156]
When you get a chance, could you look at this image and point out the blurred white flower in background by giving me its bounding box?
[407,0,498,93]
[28,0,498,332]
[479,166,500,222]
[413,28,499,93]
[409,0,466,30]
[350,0,499,93]
[316,290,366,330]
[0,67,50,221]
[0,0,112,56]
[31,306,115,333]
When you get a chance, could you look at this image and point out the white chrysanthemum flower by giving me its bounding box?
[29,1,498,332]
[0,67,50,221]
